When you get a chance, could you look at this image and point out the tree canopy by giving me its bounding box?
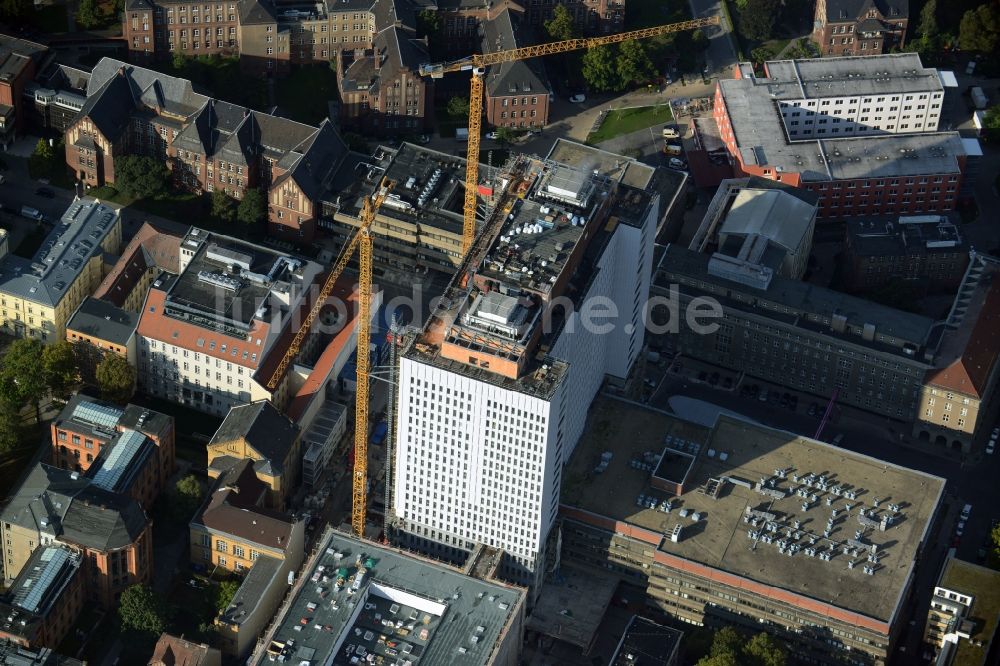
[0,399,23,455]
[42,341,79,398]
[114,156,170,200]
[447,96,470,119]
[237,189,267,227]
[0,339,47,415]
[697,627,786,666]
[544,5,576,41]
[211,189,236,224]
[77,0,102,28]
[616,40,656,88]
[958,3,1000,53]
[96,354,136,404]
[174,474,204,521]
[738,0,781,41]
[582,45,617,92]
[0,0,30,22]
[982,106,1000,142]
[119,585,171,636]
[214,580,240,613]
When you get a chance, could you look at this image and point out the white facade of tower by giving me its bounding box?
[393,193,658,596]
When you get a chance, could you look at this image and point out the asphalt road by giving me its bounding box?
[688,0,739,78]
[640,356,995,660]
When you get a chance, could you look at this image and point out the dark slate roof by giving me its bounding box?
[238,0,277,24]
[0,464,148,552]
[77,73,136,141]
[66,296,139,346]
[371,26,428,82]
[274,119,348,200]
[341,56,379,93]
[824,0,908,21]
[209,401,300,476]
[195,460,298,548]
[482,8,547,99]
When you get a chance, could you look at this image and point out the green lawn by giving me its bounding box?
[276,65,340,126]
[587,105,674,144]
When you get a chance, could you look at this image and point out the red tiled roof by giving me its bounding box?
[95,222,182,307]
[286,278,362,422]
[136,287,271,372]
[149,633,215,666]
[926,282,1000,398]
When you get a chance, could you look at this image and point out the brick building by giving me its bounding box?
[843,214,970,293]
[65,59,348,243]
[0,36,49,149]
[65,297,139,384]
[0,547,84,651]
[523,0,623,34]
[482,8,550,130]
[50,394,175,486]
[711,54,968,218]
[1,464,153,608]
[92,221,182,312]
[813,0,908,57]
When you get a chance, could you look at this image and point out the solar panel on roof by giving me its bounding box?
[91,429,148,492]
[72,401,124,429]
[14,547,70,613]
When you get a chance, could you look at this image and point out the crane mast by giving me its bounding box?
[419,16,720,254]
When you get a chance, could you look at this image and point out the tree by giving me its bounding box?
[118,585,170,636]
[743,632,787,666]
[416,8,440,38]
[42,342,78,398]
[114,156,169,200]
[696,627,786,666]
[494,127,518,144]
[582,45,617,92]
[616,40,655,88]
[28,139,55,178]
[447,96,469,119]
[918,0,940,41]
[958,4,1000,53]
[992,520,1000,559]
[0,0,30,21]
[738,0,781,41]
[96,354,135,404]
[237,188,267,227]
[544,5,576,41]
[751,45,777,65]
[0,339,47,421]
[172,51,190,72]
[983,106,1000,142]
[0,399,22,455]
[214,580,240,613]
[211,189,236,224]
[77,0,102,29]
[174,474,204,520]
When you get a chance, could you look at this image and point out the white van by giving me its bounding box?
[20,205,43,221]
[662,125,680,139]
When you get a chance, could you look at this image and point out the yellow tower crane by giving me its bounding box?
[419,16,720,254]
[266,177,392,537]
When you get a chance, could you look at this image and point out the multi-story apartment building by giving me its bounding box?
[206,400,301,510]
[93,222,182,313]
[135,227,325,415]
[189,459,305,574]
[25,62,90,134]
[50,394,175,487]
[483,8,550,130]
[711,54,969,217]
[392,141,682,598]
[250,528,526,666]
[0,464,152,607]
[923,554,1000,666]
[66,59,348,242]
[813,0,908,57]
[843,214,969,292]
[0,199,121,344]
[559,397,946,665]
[0,547,84,651]
[0,35,49,148]
[337,26,432,136]
[65,297,139,384]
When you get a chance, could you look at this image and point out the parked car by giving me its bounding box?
[569,94,586,103]
[987,440,995,455]
[662,125,680,139]
[758,390,769,402]
[808,403,818,417]
[956,521,965,537]
[35,187,55,198]
[485,131,500,140]
[667,157,687,170]
[961,504,972,520]
[20,205,43,221]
